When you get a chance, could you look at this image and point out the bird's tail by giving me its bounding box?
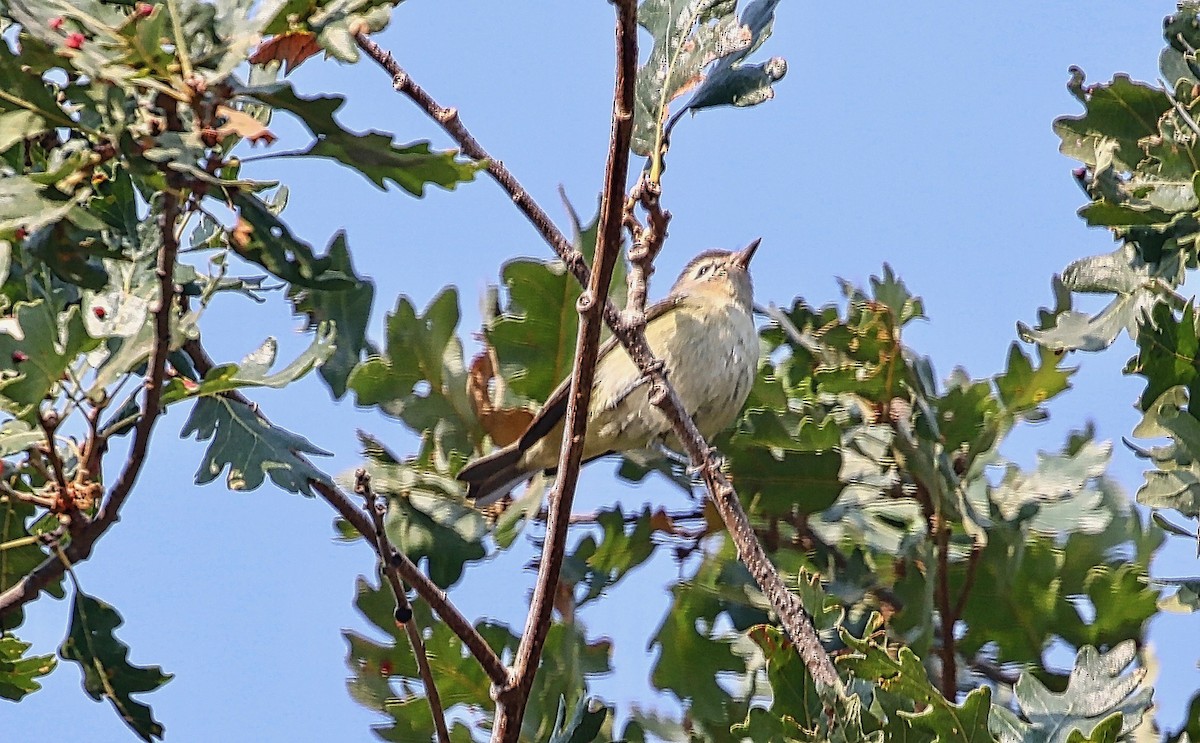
[456,444,530,507]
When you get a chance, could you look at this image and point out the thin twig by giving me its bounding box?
[622,175,672,331]
[355,25,840,695]
[37,412,70,498]
[179,337,511,687]
[969,657,1020,687]
[491,4,638,740]
[0,189,181,616]
[352,31,585,282]
[356,470,450,743]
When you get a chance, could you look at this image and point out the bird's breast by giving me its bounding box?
[645,298,758,438]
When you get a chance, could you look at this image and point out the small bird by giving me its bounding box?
[458,239,761,506]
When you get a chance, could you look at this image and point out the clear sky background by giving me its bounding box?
[8,1,1199,740]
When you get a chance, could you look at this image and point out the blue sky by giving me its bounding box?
[10,1,1199,740]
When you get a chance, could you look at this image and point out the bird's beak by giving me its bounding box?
[733,238,762,270]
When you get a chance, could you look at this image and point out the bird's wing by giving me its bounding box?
[515,296,683,452]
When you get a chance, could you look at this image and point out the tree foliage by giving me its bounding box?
[0,1,1197,742]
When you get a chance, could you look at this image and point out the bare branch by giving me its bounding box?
[356,470,450,743]
[352,31,586,283]
[355,21,840,695]
[933,515,957,700]
[491,4,638,739]
[622,175,672,331]
[0,189,181,616]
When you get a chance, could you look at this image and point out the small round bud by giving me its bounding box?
[11,350,28,364]
[393,605,412,624]
[64,32,85,49]
[576,290,594,313]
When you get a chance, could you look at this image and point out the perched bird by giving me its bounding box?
[458,239,762,506]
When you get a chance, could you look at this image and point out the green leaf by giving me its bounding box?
[1053,73,1171,172]
[0,176,75,243]
[230,190,361,290]
[561,506,659,606]
[747,625,825,731]
[548,695,609,743]
[1127,302,1200,413]
[682,0,787,112]
[729,446,843,516]
[987,440,1114,536]
[1,494,65,631]
[993,343,1073,418]
[0,301,100,417]
[1159,579,1200,613]
[649,577,744,724]
[288,232,375,399]
[997,643,1150,743]
[59,591,172,742]
[180,396,333,496]
[1130,386,1200,517]
[160,324,336,406]
[0,37,66,136]
[633,0,786,162]
[383,494,485,590]
[238,82,478,195]
[0,634,55,701]
[840,623,997,742]
[487,200,627,403]
[348,289,479,458]
[955,531,1062,664]
[1064,714,1122,743]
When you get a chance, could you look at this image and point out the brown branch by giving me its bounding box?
[37,411,70,497]
[622,175,672,329]
[180,338,510,688]
[352,31,586,284]
[356,470,449,743]
[533,506,708,526]
[491,4,638,740]
[0,189,181,617]
[933,515,957,699]
[355,23,840,696]
[951,542,982,623]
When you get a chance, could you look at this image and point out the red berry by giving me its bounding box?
[135,2,153,17]
[93,307,107,320]
[11,351,28,364]
[379,659,393,677]
[64,32,85,50]
[13,227,27,241]
[49,17,64,30]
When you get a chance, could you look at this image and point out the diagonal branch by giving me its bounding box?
[489,4,638,741]
[355,22,839,695]
[0,189,181,616]
[177,338,510,688]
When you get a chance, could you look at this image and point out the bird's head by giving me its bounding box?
[670,238,760,308]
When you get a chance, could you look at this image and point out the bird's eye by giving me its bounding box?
[696,264,711,278]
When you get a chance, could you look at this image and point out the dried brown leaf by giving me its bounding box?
[249,31,321,74]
